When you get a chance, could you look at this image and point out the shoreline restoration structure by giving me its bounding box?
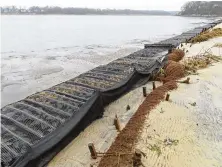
[1,19,222,167]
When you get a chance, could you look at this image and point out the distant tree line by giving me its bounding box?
[0,6,171,15]
[179,1,222,16]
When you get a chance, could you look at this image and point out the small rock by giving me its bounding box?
[160,108,164,113]
[126,105,130,111]
[190,102,196,106]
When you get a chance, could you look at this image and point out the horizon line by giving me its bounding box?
[0,5,180,12]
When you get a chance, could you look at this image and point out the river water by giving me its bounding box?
[1,15,214,107]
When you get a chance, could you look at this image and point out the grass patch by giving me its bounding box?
[214,43,222,47]
[190,28,222,43]
[182,53,222,75]
[148,144,162,157]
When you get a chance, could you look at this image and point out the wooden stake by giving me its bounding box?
[165,94,170,101]
[179,77,190,84]
[88,143,97,159]
[114,115,121,131]
[152,81,156,90]
[183,77,190,84]
[168,48,172,54]
[143,87,147,97]
[187,77,190,84]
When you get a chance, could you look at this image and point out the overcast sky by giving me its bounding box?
[0,0,189,11]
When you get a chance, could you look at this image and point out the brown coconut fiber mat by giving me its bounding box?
[98,50,186,167]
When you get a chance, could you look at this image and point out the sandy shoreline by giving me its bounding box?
[136,63,222,167]
[136,24,222,167]
[48,23,222,167]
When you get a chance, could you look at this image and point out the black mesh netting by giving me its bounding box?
[1,20,221,167]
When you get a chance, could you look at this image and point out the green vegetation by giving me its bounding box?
[148,144,162,157]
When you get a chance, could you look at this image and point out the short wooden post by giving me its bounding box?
[168,48,172,54]
[165,94,170,101]
[143,87,147,97]
[187,77,190,84]
[126,105,130,111]
[114,115,121,131]
[88,143,97,159]
[152,81,156,90]
[133,149,143,166]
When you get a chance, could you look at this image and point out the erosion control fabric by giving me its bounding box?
[1,20,221,167]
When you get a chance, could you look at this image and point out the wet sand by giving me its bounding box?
[1,47,140,108]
